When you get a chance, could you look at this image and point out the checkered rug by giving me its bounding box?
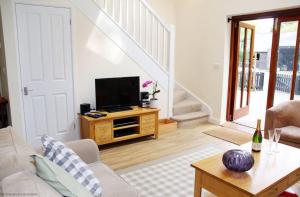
[119,147,221,197]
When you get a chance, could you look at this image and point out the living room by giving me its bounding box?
[0,0,300,196]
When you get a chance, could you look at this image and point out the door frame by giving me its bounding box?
[267,16,300,108]
[226,7,300,121]
[232,22,255,120]
[14,2,77,141]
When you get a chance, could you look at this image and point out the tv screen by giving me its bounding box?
[95,76,140,110]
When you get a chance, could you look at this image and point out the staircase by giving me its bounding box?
[70,0,211,124]
[71,0,175,116]
[172,85,210,128]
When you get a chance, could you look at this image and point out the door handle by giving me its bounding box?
[23,87,33,95]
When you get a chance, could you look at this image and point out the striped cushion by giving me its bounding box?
[41,135,102,197]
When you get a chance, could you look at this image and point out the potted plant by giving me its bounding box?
[142,80,160,108]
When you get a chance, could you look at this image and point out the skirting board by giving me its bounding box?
[208,117,225,125]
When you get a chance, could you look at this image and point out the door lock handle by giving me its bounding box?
[23,87,33,95]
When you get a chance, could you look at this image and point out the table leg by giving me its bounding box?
[194,170,203,197]
[154,131,159,139]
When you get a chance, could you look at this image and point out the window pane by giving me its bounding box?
[273,21,298,106]
[242,29,252,107]
[235,27,245,109]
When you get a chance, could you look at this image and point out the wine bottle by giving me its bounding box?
[252,119,263,152]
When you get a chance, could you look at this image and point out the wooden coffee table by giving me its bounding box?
[192,141,300,197]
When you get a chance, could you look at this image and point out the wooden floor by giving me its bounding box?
[99,122,300,195]
[222,121,256,133]
[100,123,235,170]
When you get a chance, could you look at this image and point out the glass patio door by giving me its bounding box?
[233,22,255,119]
[267,17,300,108]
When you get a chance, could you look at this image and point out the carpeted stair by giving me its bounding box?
[172,89,209,128]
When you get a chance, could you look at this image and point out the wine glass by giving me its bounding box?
[267,129,275,154]
[274,128,282,153]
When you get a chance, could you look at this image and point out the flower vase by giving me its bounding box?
[149,99,159,109]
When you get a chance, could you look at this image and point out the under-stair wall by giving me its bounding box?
[70,0,175,116]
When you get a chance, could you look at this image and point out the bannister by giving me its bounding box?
[94,0,172,71]
[75,0,175,117]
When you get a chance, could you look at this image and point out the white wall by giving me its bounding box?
[73,8,168,114]
[0,0,168,138]
[147,0,176,26]
[2,0,300,139]
[173,0,300,123]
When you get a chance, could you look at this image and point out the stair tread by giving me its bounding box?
[172,111,208,121]
[173,99,201,108]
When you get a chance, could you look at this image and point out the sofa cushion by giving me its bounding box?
[1,171,62,197]
[33,154,93,197]
[89,161,139,197]
[41,135,102,196]
[0,127,36,180]
[280,126,300,144]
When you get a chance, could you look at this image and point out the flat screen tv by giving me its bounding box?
[95,76,140,111]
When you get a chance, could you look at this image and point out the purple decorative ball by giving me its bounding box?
[222,149,254,172]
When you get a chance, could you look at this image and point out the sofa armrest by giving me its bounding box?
[65,139,100,164]
[264,100,300,138]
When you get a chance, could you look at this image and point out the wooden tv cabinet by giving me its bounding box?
[80,107,159,145]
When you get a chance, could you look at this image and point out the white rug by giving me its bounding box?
[119,147,221,197]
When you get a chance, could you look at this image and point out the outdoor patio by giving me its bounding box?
[235,88,300,129]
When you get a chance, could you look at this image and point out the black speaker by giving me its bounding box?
[80,103,90,115]
[141,92,149,100]
[140,92,150,108]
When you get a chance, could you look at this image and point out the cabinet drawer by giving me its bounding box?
[259,178,288,197]
[141,114,156,134]
[95,121,112,144]
[289,168,300,185]
[141,114,155,122]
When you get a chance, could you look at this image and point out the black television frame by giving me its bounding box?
[95,76,140,111]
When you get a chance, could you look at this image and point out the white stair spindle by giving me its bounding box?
[162,27,165,67]
[139,0,142,44]
[152,17,156,60]
[156,20,159,63]
[111,0,116,21]
[141,4,145,48]
[118,0,122,25]
[126,0,129,31]
[144,7,148,50]
[104,0,108,11]
[149,14,153,56]
[131,0,136,38]
[164,30,169,69]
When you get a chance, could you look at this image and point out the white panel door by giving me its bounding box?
[16,4,76,147]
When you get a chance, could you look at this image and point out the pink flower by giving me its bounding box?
[143,80,153,88]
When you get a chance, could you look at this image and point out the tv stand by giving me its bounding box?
[104,106,133,113]
[80,107,159,145]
